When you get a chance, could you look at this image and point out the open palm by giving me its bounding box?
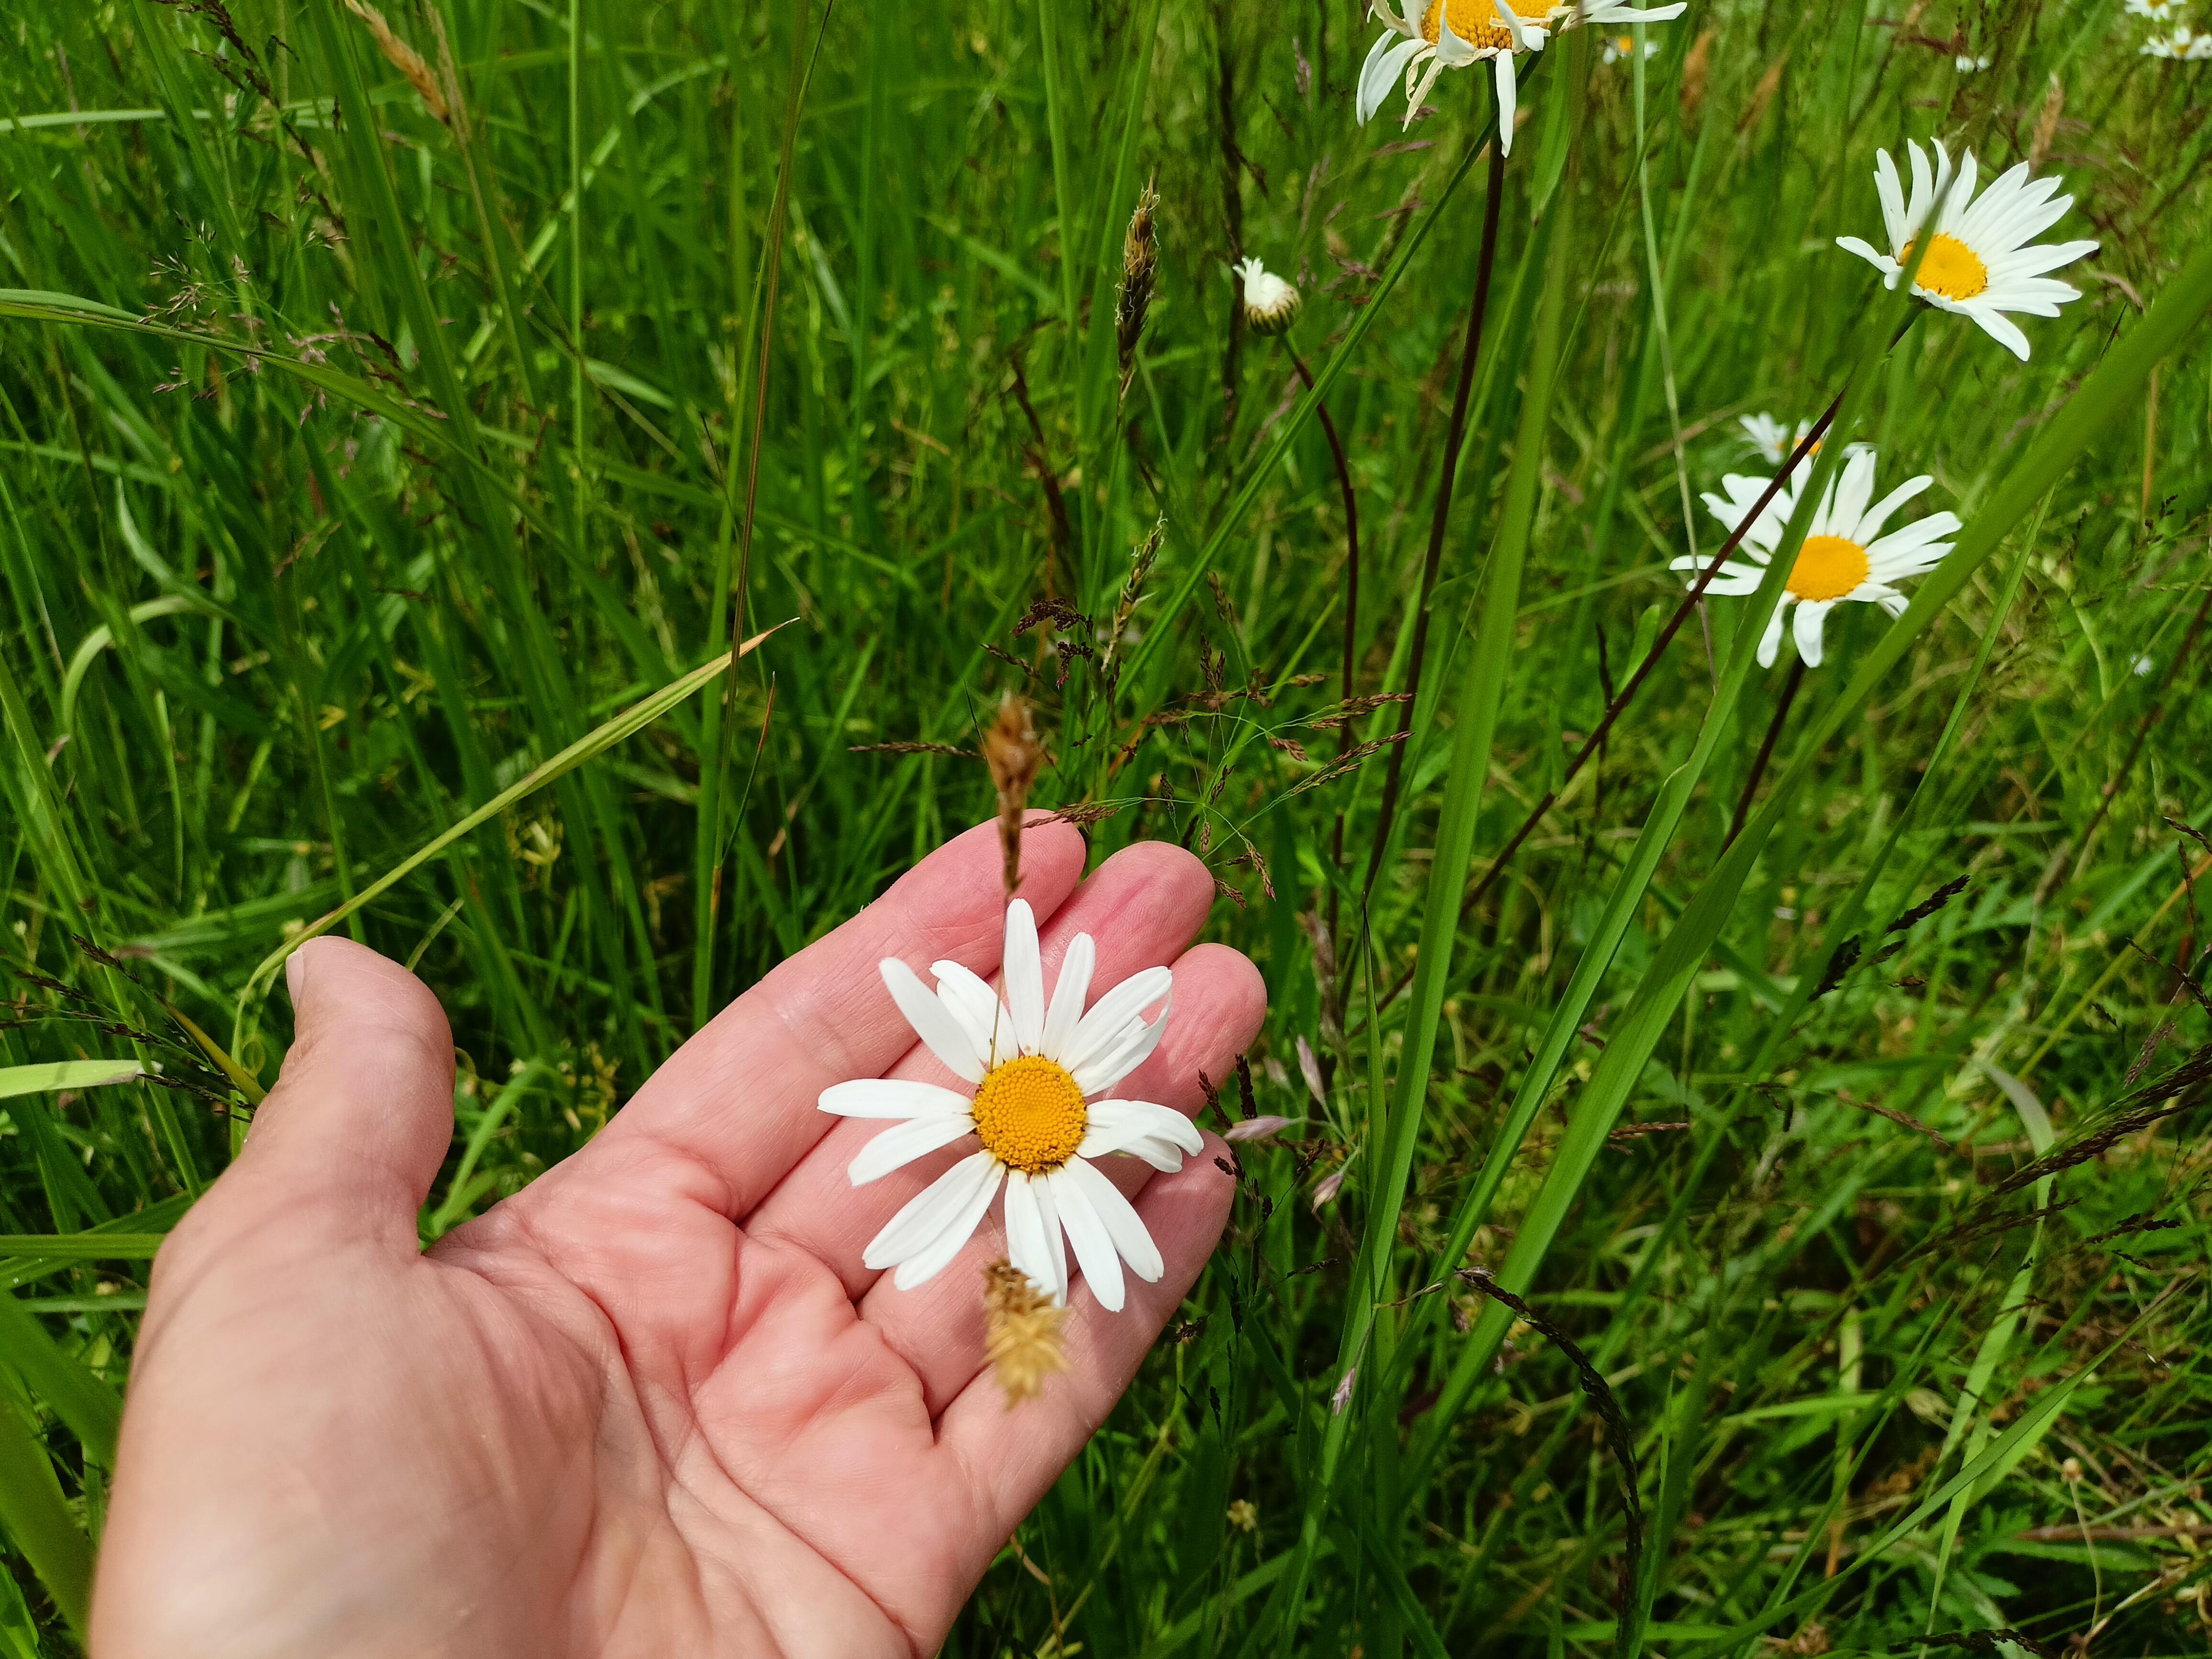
[92,822,1264,1659]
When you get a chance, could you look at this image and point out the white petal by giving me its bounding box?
[1041,932,1095,1064]
[1050,1164,1127,1312]
[1081,1098,1205,1160]
[1968,305,2033,361]
[1004,1171,1061,1301]
[1905,141,1935,243]
[1873,148,1907,251]
[1758,601,1790,669]
[848,1114,978,1185]
[892,1164,1006,1290]
[863,1150,998,1269]
[1851,473,1933,544]
[818,1078,974,1119]
[1493,53,1518,156]
[1070,1000,1172,1097]
[1357,33,1424,125]
[1401,53,1449,129]
[1001,900,1047,1056]
[932,960,1013,1068]
[881,959,987,1084]
[1793,600,1832,667]
[1059,1156,1165,1284]
[1062,966,1174,1076]
[1033,1167,1068,1300]
[1112,1135,1192,1173]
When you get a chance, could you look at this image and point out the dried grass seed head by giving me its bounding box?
[983,1258,1069,1406]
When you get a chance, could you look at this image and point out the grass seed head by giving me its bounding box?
[1117,180,1160,390]
[343,0,450,122]
[983,1259,1068,1406]
[983,691,1041,897]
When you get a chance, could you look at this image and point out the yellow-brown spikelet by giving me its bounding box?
[343,0,450,123]
[1679,28,1717,122]
[1116,181,1160,395]
[982,1259,1067,1406]
[982,691,1041,898]
[2030,74,2064,170]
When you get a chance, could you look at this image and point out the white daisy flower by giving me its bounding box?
[819,900,1200,1313]
[1355,0,1684,154]
[2144,24,2212,56]
[1673,448,1961,670]
[1235,257,1302,336]
[1735,412,1872,476]
[1834,139,2099,361]
[1738,412,1810,467]
[1603,33,1660,64]
[2125,0,2183,21]
[1954,53,1991,73]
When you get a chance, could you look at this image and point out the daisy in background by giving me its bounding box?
[1235,257,1301,335]
[1603,33,1659,64]
[1736,412,1871,476]
[2125,0,2184,20]
[2144,25,2212,56]
[1356,0,1685,153]
[1955,54,1991,72]
[1676,448,1961,669]
[820,900,1201,1312]
[1834,139,2098,360]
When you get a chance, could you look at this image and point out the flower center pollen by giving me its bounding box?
[1421,0,1545,51]
[971,1055,1088,1174]
[1787,535,1871,603]
[1898,232,1990,302]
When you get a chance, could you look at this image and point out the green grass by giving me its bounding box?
[4,0,2212,1652]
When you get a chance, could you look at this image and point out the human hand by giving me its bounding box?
[91,822,1264,1658]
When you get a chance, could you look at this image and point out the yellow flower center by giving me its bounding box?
[971,1055,1088,1174]
[1787,535,1870,603]
[1898,232,1990,302]
[1421,0,1547,51]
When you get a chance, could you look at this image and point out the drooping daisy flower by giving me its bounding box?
[820,900,1201,1312]
[1355,0,1684,152]
[1674,449,1961,669]
[1735,412,1872,476]
[1738,412,1811,467]
[2145,24,2212,56]
[1235,258,1302,336]
[1834,140,2099,361]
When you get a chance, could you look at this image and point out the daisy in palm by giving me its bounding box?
[1677,448,1960,669]
[820,900,1200,1312]
[1356,0,1685,152]
[1834,139,2098,361]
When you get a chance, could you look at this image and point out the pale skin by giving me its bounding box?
[91,822,1265,1658]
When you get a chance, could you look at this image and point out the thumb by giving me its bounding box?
[221,936,456,1251]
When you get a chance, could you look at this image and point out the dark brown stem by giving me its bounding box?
[1725,655,1806,848]
[1362,137,1508,899]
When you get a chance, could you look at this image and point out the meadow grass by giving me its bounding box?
[3,0,2212,1652]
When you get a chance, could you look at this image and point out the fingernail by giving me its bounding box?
[286,948,309,1008]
